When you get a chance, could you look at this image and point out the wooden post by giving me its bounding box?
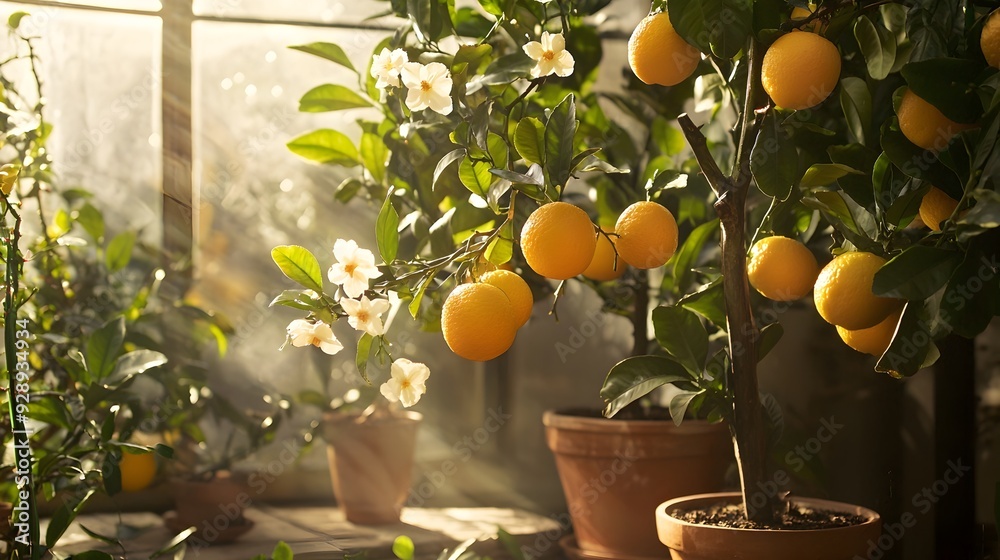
[161,0,195,298]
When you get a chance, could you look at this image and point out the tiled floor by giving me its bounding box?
[53,506,567,559]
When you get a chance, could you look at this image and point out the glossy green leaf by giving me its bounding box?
[840,77,872,145]
[601,356,692,418]
[544,94,577,189]
[651,305,708,374]
[876,301,937,378]
[458,156,493,197]
[86,317,125,381]
[902,58,983,123]
[668,219,718,294]
[799,164,864,189]
[376,190,400,264]
[669,390,704,426]
[46,489,95,547]
[361,132,389,184]
[76,203,105,241]
[757,322,784,362]
[106,231,135,273]
[356,334,375,383]
[485,222,514,266]
[271,245,324,293]
[432,148,466,191]
[270,289,324,311]
[287,129,360,166]
[750,115,797,200]
[873,245,962,299]
[8,12,28,29]
[514,117,545,166]
[289,42,357,73]
[299,84,372,112]
[668,0,752,59]
[678,278,727,330]
[108,350,167,384]
[854,16,896,80]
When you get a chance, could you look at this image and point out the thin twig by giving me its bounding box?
[676,114,730,197]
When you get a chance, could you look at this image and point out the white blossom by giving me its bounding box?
[328,239,382,299]
[401,62,454,115]
[286,319,343,355]
[379,358,430,407]
[341,295,391,336]
[370,47,408,89]
[522,32,575,78]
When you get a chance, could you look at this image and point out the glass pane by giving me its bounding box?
[0,4,162,242]
[192,20,490,491]
[193,0,389,22]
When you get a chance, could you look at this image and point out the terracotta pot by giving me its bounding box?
[322,410,422,525]
[166,473,253,544]
[543,410,732,558]
[656,492,882,560]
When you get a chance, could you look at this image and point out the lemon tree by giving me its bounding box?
[274,0,1000,528]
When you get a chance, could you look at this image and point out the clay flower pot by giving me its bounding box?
[322,409,422,525]
[165,472,254,545]
[543,410,732,558]
[656,492,882,560]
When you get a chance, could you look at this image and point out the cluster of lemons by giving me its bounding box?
[442,4,998,363]
[442,201,678,362]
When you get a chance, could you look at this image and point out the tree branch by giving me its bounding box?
[677,114,730,198]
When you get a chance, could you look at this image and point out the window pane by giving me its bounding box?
[193,0,388,22]
[0,4,162,241]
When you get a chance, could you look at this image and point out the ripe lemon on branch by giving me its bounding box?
[520,202,597,280]
[918,186,960,232]
[628,12,701,87]
[481,270,534,327]
[614,201,678,270]
[119,452,157,492]
[837,309,903,357]
[814,252,901,330]
[442,283,518,362]
[747,236,820,301]
[896,89,974,152]
[583,230,626,282]
[762,32,841,110]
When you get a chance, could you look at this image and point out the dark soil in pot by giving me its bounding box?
[674,500,869,530]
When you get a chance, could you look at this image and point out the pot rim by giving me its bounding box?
[656,492,881,535]
[543,409,728,434]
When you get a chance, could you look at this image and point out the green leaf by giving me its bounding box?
[270,289,324,311]
[751,114,798,200]
[544,94,578,189]
[76,203,105,241]
[108,350,167,384]
[453,44,493,73]
[514,117,545,166]
[601,356,692,418]
[678,279,727,330]
[408,273,434,318]
[361,132,389,184]
[106,231,135,272]
[299,84,372,112]
[757,322,784,362]
[485,222,514,266]
[46,489,96,547]
[854,16,896,80]
[87,317,126,381]
[498,528,527,560]
[271,245,324,293]
[433,148,466,190]
[651,306,708,374]
[149,527,197,559]
[458,156,493,197]
[287,129,360,166]
[356,334,375,383]
[669,390,704,426]
[668,0,752,58]
[668,219,718,293]
[376,190,400,264]
[393,536,415,560]
[881,119,962,194]
[876,301,936,378]
[273,542,295,560]
[799,164,864,189]
[873,245,963,300]
[8,12,28,29]
[289,42,357,73]
[939,250,998,338]
[68,551,115,560]
[840,77,872,146]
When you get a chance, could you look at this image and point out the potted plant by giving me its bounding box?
[596,0,999,556]
[275,0,735,551]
